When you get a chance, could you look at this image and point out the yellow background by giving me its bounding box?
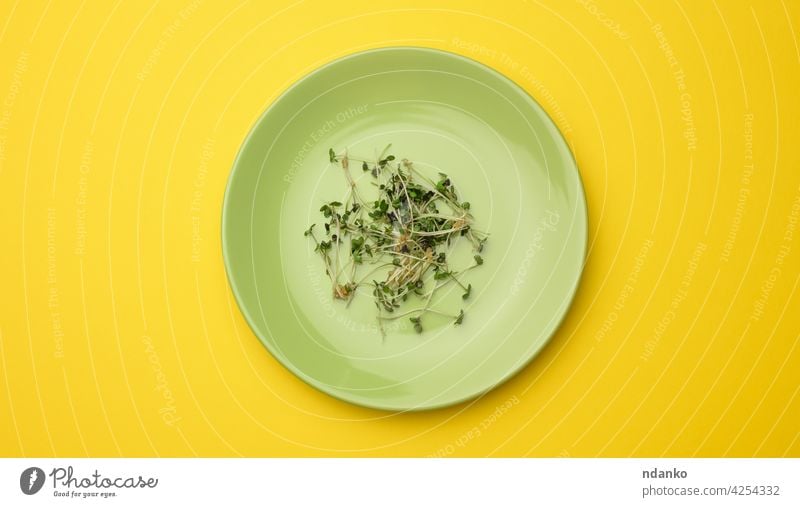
[1,0,798,457]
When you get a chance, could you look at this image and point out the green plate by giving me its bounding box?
[222,47,587,411]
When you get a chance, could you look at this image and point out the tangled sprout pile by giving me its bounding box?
[304,145,487,335]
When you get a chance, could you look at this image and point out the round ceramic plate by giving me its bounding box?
[222,47,587,411]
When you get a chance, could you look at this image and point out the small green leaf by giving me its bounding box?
[378,143,392,160]
[454,310,464,325]
[351,236,365,253]
[328,148,337,163]
[474,254,483,266]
